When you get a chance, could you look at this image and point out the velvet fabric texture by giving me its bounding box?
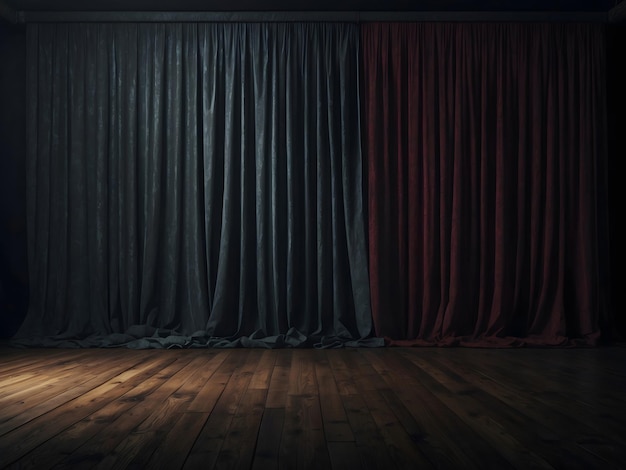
[17,22,380,348]
[362,23,610,346]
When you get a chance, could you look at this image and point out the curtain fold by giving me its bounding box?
[362,23,610,346]
[17,22,380,348]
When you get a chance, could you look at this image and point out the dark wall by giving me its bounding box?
[0,20,27,338]
[607,22,626,339]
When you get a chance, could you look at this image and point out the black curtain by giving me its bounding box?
[16,22,380,348]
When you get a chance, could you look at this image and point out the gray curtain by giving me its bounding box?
[17,22,380,348]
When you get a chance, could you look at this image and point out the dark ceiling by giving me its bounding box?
[2,0,626,25]
[2,0,624,12]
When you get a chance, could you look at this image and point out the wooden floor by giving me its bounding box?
[0,347,625,470]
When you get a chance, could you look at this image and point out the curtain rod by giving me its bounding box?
[20,10,609,24]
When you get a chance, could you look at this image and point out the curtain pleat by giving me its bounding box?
[362,23,609,346]
[18,22,379,348]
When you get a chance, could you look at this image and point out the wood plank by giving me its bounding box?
[329,350,394,469]
[0,350,154,438]
[326,349,359,396]
[0,352,115,410]
[504,349,626,423]
[214,388,267,469]
[92,390,195,470]
[339,347,431,468]
[252,408,285,470]
[249,349,277,390]
[266,350,291,409]
[327,442,362,470]
[1,346,624,470]
[341,349,385,392]
[362,349,510,470]
[445,348,626,437]
[0,349,164,467]
[314,351,354,442]
[377,388,455,469]
[183,350,261,469]
[88,352,221,470]
[364,388,438,469]
[48,352,200,470]
[0,349,74,375]
[398,349,611,470]
[280,394,331,469]
[186,350,235,413]
[408,347,626,468]
[0,358,88,402]
[340,392,400,470]
[352,363,434,470]
[143,411,211,470]
[0,350,108,399]
[12,352,189,470]
[287,349,317,397]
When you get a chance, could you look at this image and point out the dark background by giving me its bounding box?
[1,0,620,12]
[607,22,626,338]
[1,0,624,339]
[0,19,27,338]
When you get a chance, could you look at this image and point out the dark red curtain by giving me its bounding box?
[362,23,610,346]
